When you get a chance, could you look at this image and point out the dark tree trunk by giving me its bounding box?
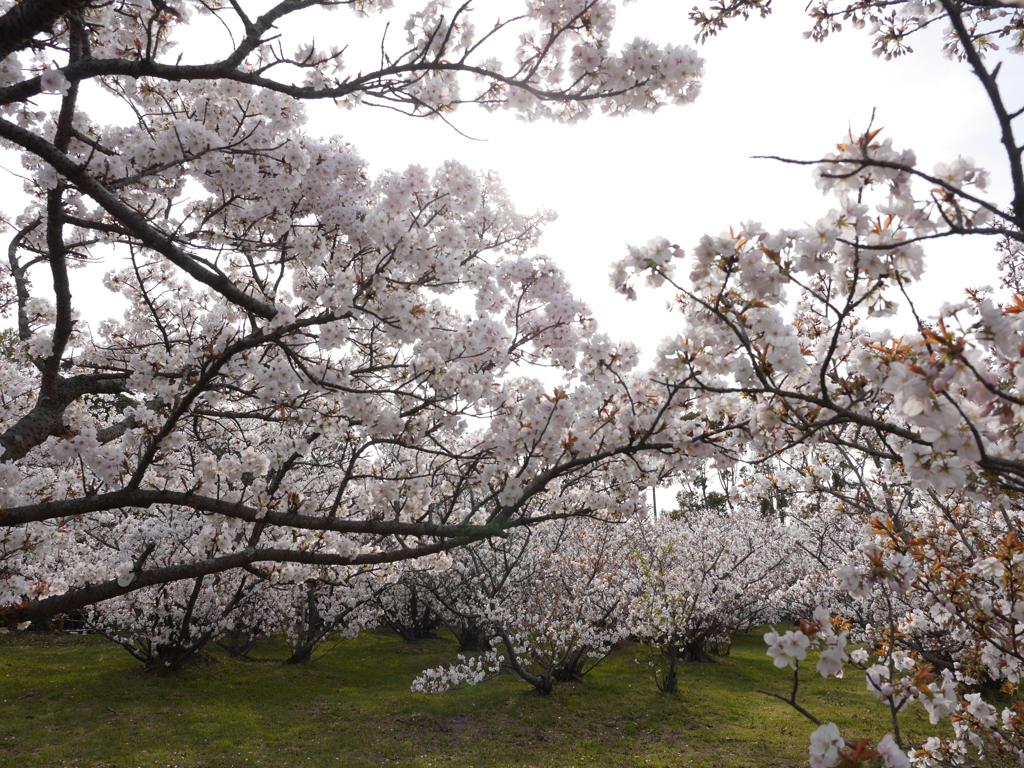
[656,644,679,693]
[216,628,264,658]
[285,642,316,665]
[679,640,719,664]
[553,647,588,682]
[451,621,487,652]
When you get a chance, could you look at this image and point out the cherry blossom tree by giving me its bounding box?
[275,570,382,664]
[613,1,1024,764]
[412,515,637,695]
[375,576,444,643]
[400,535,524,652]
[0,1,712,625]
[86,568,267,670]
[629,498,798,691]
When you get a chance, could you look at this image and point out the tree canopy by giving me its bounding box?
[3,2,1024,765]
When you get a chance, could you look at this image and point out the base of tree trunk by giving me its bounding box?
[679,642,720,664]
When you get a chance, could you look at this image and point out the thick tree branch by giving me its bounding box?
[0,117,277,320]
[0,0,92,62]
[11,536,480,622]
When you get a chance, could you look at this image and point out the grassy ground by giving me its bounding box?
[0,626,943,768]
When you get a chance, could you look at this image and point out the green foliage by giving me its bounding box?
[671,465,729,520]
[0,628,946,768]
[0,327,19,362]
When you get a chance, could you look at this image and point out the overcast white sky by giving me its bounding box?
[4,1,1020,366]
[315,1,1021,363]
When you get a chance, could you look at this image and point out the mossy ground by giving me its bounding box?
[0,627,943,768]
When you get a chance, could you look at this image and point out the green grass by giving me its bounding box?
[0,627,943,768]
